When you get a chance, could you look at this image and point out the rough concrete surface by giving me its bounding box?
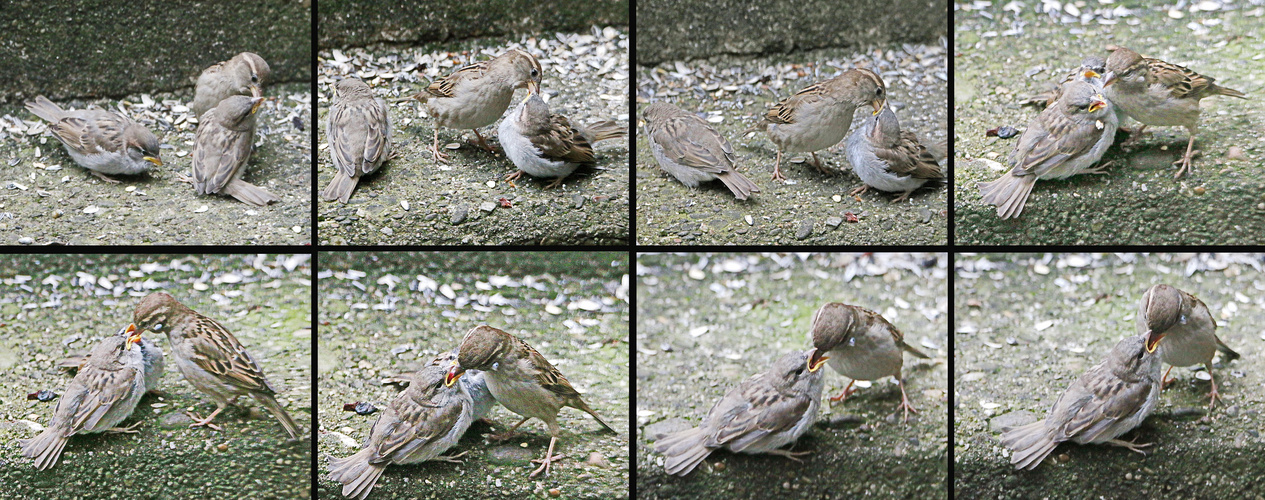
[954,253,1265,498]
[637,253,948,499]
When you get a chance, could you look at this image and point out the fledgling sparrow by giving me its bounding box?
[498,90,626,189]
[445,325,617,477]
[190,52,271,117]
[742,69,886,181]
[1020,56,1107,109]
[58,326,165,394]
[1103,45,1247,178]
[328,362,475,500]
[654,349,828,476]
[323,78,392,203]
[978,80,1118,219]
[392,350,497,422]
[807,303,930,422]
[20,326,147,470]
[1137,284,1240,408]
[1000,334,1163,470]
[130,292,301,439]
[642,101,760,200]
[190,95,280,206]
[410,49,542,162]
[845,104,945,202]
[25,96,163,183]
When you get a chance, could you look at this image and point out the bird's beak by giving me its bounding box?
[250,96,266,115]
[1088,96,1107,113]
[1084,69,1101,79]
[445,365,465,387]
[1145,330,1166,353]
[143,156,163,167]
[871,98,885,115]
[125,323,142,347]
[1103,72,1118,87]
[527,80,540,95]
[807,348,830,372]
[250,84,264,98]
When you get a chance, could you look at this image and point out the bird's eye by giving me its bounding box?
[530,69,539,77]
[251,74,259,83]
[876,87,884,96]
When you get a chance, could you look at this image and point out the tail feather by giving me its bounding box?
[220,178,280,206]
[899,340,931,359]
[252,392,301,439]
[25,96,65,123]
[579,120,627,144]
[1209,84,1247,99]
[1000,420,1058,470]
[1216,338,1241,362]
[978,171,1037,220]
[654,427,712,476]
[739,119,769,137]
[569,398,618,435]
[328,449,386,500]
[20,428,70,470]
[321,172,358,203]
[716,171,760,200]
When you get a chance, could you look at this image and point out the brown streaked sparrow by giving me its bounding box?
[498,89,626,189]
[20,325,146,470]
[1137,284,1240,409]
[642,101,760,200]
[978,80,1117,219]
[807,303,930,422]
[845,104,945,202]
[130,292,300,439]
[190,95,280,206]
[410,49,542,162]
[741,68,886,181]
[654,348,827,476]
[190,52,271,117]
[25,96,163,183]
[59,326,165,394]
[1000,334,1163,470]
[323,77,391,203]
[1020,56,1107,109]
[328,362,475,500]
[446,325,617,478]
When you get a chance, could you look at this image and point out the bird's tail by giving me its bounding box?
[1208,83,1247,99]
[569,399,619,435]
[717,171,761,200]
[654,426,713,476]
[899,340,932,359]
[252,392,301,439]
[579,120,628,144]
[20,428,70,470]
[978,170,1037,220]
[321,172,358,203]
[220,178,281,206]
[328,449,386,500]
[1000,420,1058,470]
[1216,338,1241,362]
[25,96,66,123]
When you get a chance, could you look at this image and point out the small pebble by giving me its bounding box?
[548,488,561,497]
[713,462,726,472]
[1194,186,1206,196]
[1057,453,1070,463]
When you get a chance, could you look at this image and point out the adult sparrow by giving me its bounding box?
[498,90,626,188]
[130,292,301,439]
[1137,284,1240,408]
[328,362,475,500]
[1103,45,1247,178]
[58,325,165,394]
[642,101,760,200]
[653,349,828,476]
[20,325,146,470]
[742,69,886,181]
[25,96,163,183]
[1000,334,1163,470]
[190,52,271,117]
[445,325,617,477]
[323,77,391,203]
[411,49,542,162]
[844,104,945,202]
[807,303,930,422]
[978,80,1117,219]
[190,95,280,206]
[1020,56,1107,109]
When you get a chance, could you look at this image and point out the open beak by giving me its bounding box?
[250,96,266,115]
[143,156,163,167]
[807,348,830,372]
[1145,330,1165,353]
[250,84,264,98]
[125,323,142,347]
[871,98,886,115]
[527,80,540,95]
[1084,69,1102,79]
[445,365,465,387]
[1088,96,1107,113]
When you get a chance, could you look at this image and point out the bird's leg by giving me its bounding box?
[890,190,913,203]
[848,184,871,198]
[432,128,449,163]
[829,379,858,403]
[487,417,531,441]
[1160,365,1175,390]
[1080,160,1115,175]
[435,451,468,463]
[104,421,144,434]
[811,152,832,174]
[1206,364,1223,410]
[772,151,787,181]
[1173,131,1198,178]
[544,176,569,189]
[470,129,496,152]
[895,376,920,423]
[1105,436,1152,455]
[89,171,122,184]
[187,403,227,432]
[529,436,568,478]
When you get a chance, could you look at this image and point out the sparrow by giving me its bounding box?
[978,80,1118,219]
[1020,56,1108,109]
[389,350,497,422]
[999,334,1163,470]
[323,77,391,203]
[58,326,165,394]
[1137,284,1240,408]
[410,49,542,162]
[20,325,147,470]
[190,95,280,206]
[844,103,945,202]
[1103,45,1247,178]
[24,96,163,183]
[497,89,626,189]
[328,362,475,500]
[130,292,301,439]
[445,325,617,478]
[642,101,761,200]
[190,52,271,117]
[806,303,930,422]
[653,348,828,476]
[741,68,887,181]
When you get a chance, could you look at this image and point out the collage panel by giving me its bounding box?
[1,253,312,497]
[953,1,1264,244]
[316,251,630,498]
[637,253,948,498]
[954,253,1265,496]
[316,3,630,246]
[635,1,949,245]
[1,3,312,246]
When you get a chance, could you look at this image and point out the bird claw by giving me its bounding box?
[529,453,567,478]
[186,410,224,431]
